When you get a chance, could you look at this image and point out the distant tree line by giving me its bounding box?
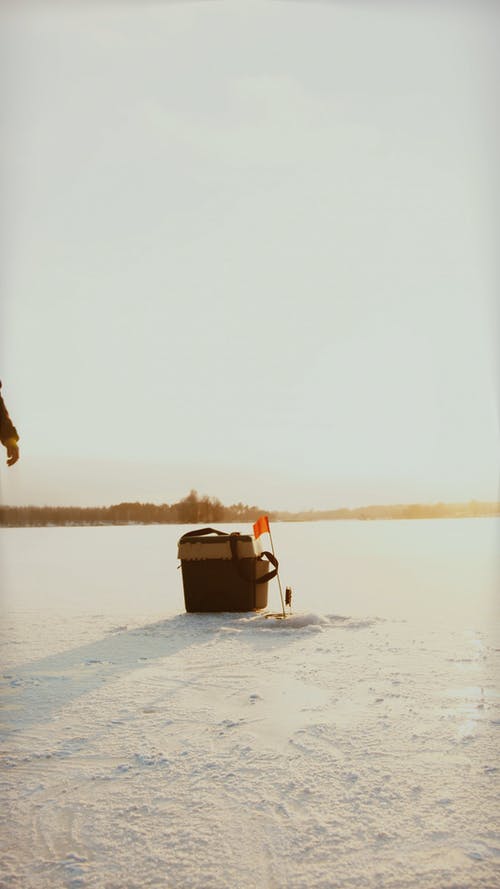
[0,490,269,528]
[273,500,500,522]
[0,492,498,528]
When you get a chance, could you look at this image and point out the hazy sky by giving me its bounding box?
[1,0,498,510]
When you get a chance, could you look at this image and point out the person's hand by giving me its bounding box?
[5,438,19,466]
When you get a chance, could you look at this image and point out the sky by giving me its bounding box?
[0,0,498,511]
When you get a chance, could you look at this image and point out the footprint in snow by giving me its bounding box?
[218,718,244,733]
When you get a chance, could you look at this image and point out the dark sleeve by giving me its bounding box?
[0,383,19,445]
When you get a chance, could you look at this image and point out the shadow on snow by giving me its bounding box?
[0,611,376,737]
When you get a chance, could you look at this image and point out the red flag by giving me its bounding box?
[253,515,270,540]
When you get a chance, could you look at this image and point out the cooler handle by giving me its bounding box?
[179,527,228,541]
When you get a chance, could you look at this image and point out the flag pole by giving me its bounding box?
[267,528,286,619]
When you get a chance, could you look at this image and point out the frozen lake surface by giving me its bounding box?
[1,519,499,888]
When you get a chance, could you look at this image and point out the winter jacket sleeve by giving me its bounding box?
[0,382,19,446]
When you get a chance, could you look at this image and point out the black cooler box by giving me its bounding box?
[178,527,278,613]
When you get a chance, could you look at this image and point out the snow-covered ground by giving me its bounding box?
[1,519,499,889]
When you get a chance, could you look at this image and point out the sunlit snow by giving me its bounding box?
[1,520,499,888]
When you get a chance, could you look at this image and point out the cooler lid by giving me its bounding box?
[178,533,259,561]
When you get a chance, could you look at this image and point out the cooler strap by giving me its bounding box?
[179,527,228,542]
[229,534,279,584]
[257,550,279,584]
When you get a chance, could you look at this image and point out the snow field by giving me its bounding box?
[1,521,499,888]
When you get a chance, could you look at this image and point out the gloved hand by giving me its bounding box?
[5,438,19,466]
